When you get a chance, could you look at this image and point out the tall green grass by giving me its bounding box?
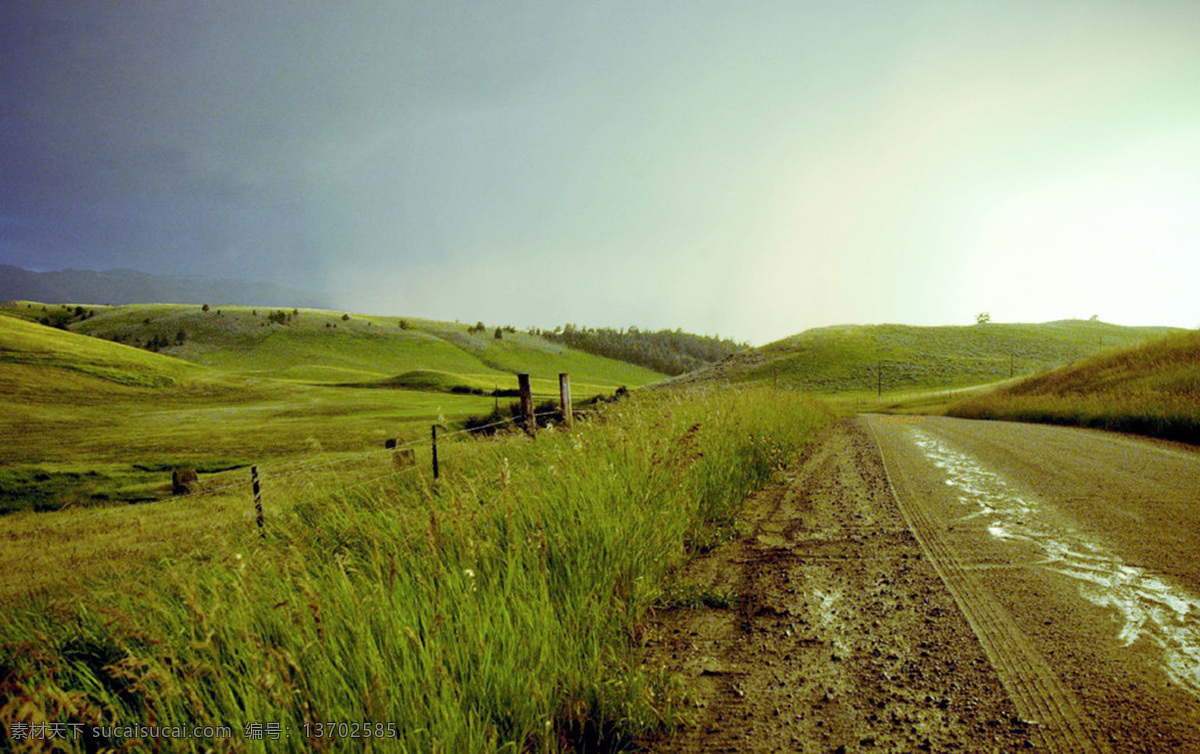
[0,387,830,752]
[948,330,1200,443]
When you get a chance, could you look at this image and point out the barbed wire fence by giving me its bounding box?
[174,373,604,534]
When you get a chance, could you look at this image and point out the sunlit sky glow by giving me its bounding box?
[3,1,1198,344]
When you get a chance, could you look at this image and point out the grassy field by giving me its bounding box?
[0,385,831,752]
[0,307,661,516]
[1,306,832,750]
[947,329,1200,443]
[676,320,1179,395]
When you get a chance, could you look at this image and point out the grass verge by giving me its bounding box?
[0,386,830,752]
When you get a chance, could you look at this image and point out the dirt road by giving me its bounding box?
[643,417,1200,752]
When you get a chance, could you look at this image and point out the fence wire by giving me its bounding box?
[186,406,571,506]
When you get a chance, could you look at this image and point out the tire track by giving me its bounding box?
[643,421,1036,752]
[867,417,1111,754]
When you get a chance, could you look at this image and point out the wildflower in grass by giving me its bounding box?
[463,568,477,592]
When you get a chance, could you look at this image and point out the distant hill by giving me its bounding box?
[674,320,1181,394]
[538,325,746,376]
[0,310,198,393]
[0,302,664,391]
[0,265,333,309]
[948,330,1200,443]
[0,302,665,513]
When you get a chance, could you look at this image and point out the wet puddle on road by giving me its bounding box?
[909,428,1200,695]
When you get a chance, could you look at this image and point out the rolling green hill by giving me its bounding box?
[675,320,1179,395]
[21,302,664,388]
[947,329,1200,442]
[0,311,197,392]
[0,304,661,514]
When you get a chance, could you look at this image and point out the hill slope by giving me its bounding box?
[947,330,1200,443]
[0,311,198,392]
[3,302,664,389]
[675,320,1179,394]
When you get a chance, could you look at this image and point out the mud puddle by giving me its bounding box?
[909,428,1200,696]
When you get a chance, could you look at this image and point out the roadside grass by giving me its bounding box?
[0,386,832,752]
[947,330,1200,443]
[655,584,738,610]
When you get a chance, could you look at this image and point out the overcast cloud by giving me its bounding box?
[2,2,1199,343]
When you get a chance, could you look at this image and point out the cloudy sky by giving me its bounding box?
[3,2,1199,344]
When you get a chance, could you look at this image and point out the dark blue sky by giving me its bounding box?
[3,2,1199,342]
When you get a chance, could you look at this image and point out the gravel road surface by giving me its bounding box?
[867,414,1200,753]
[644,416,1200,752]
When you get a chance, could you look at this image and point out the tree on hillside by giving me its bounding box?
[494,327,503,340]
[976,312,991,325]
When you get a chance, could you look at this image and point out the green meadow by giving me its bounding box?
[0,307,831,750]
[0,304,663,516]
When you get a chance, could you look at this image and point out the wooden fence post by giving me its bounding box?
[559,372,572,428]
[252,466,264,537]
[431,425,440,479]
[518,373,534,435]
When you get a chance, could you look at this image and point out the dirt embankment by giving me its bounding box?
[640,420,1036,753]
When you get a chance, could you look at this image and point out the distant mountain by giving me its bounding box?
[0,265,333,309]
